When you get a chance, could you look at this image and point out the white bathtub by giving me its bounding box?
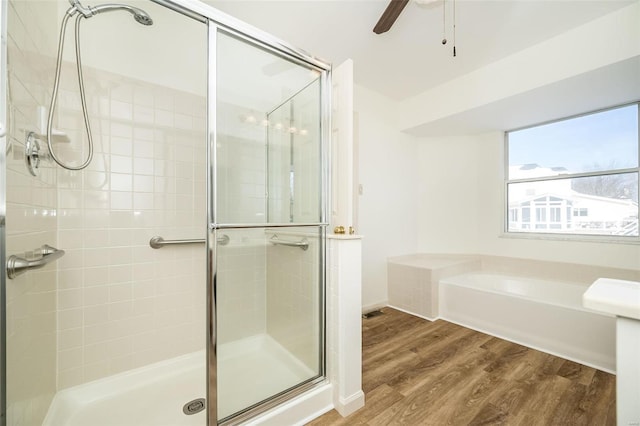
[439,272,616,373]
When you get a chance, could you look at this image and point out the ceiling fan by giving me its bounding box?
[373,0,441,34]
[373,0,410,34]
[373,0,457,56]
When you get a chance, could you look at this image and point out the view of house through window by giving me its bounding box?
[506,103,639,238]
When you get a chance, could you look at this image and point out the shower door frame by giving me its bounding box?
[208,24,331,425]
[0,1,8,425]
[152,1,332,424]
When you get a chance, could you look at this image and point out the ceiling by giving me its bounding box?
[404,56,640,136]
[207,0,634,101]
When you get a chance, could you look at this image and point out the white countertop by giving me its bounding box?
[583,278,640,320]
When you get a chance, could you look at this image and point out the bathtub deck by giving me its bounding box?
[308,307,615,426]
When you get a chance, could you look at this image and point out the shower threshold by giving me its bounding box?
[43,335,313,426]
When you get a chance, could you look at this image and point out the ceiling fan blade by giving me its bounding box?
[373,0,410,34]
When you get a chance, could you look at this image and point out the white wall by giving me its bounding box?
[354,85,420,310]
[416,136,479,254]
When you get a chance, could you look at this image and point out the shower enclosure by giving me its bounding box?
[0,0,330,425]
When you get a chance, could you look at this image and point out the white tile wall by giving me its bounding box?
[54,65,208,389]
[216,102,267,224]
[216,229,267,344]
[214,101,277,347]
[215,93,323,370]
[267,105,292,223]
[266,229,321,371]
[291,82,321,224]
[266,82,321,224]
[5,1,59,425]
[216,226,323,374]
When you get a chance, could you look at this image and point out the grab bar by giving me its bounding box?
[149,235,230,249]
[7,244,66,279]
[269,235,309,251]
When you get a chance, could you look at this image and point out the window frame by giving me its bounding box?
[503,102,640,244]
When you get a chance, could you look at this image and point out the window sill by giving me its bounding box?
[500,231,640,245]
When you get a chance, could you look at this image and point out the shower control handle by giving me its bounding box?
[6,244,66,279]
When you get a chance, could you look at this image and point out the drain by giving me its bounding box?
[183,398,206,415]
[362,309,384,319]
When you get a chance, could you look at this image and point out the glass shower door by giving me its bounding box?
[212,29,327,422]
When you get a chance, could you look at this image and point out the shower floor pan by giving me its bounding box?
[44,335,314,426]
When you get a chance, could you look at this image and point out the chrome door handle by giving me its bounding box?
[149,235,230,249]
[7,244,66,279]
[269,235,309,251]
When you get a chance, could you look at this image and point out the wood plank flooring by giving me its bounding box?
[308,308,615,426]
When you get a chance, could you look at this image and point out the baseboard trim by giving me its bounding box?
[362,302,387,315]
[386,304,440,322]
[335,390,365,417]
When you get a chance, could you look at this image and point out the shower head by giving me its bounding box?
[79,2,153,25]
[67,1,153,25]
[133,10,153,26]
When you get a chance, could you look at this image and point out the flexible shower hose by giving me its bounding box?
[47,6,94,171]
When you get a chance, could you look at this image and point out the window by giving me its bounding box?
[573,208,588,217]
[506,103,639,239]
[535,207,546,223]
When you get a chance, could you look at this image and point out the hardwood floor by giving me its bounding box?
[308,308,615,426]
